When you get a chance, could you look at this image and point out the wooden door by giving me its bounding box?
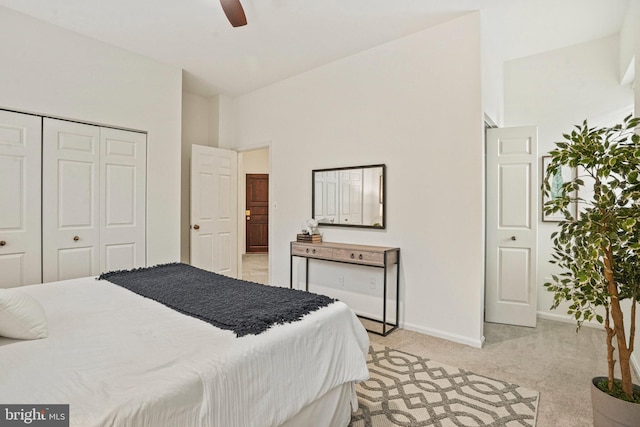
[190,145,238,277]
[0,110,42,288]
[245,174,268,253]
[43,118,101,282]
[485,126,538,327]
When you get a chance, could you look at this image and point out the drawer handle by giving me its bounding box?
[73,236,80,241]
[359,254,363,260]
[306,248,309,253]
[312,249,316,254]
[0,240,6,246]
[350,253,355,259]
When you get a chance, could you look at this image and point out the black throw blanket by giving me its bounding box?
[98,263,335,337]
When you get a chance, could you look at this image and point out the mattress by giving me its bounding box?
[0,277,370,427]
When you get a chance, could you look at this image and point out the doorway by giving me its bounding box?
[238,147,270,284]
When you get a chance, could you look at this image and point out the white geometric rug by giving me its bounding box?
[350,344,539,427]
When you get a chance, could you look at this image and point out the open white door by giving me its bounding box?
[486,126,538,327]
[190,145,238,278]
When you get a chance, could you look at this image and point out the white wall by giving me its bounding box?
[218,94,237,149]
[505,35,633,131]
[182,92,211,146]
[0,6,183,266]
[619,0,639,84]
[242,149,269,173]
[232,12,485,347]
[208,95,221,147]
[480,13,505,127]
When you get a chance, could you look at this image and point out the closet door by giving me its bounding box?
[339,169,363,225]
[0,111,42,288]
[100,127,146,272]
[43,119,100,282]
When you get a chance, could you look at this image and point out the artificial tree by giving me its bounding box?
[543,114,640,402]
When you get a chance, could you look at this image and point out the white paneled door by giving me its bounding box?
[43,119,101,282]
[0,111,42,288]
[43,118,146,282]
[314,171,338,224]
[485,126,538,327]
[339,169,363,225]
[190,145,238,278]
[100,127,146,272]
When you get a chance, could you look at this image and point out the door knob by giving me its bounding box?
[193,224,200,230]
[73,236,80,241]
[0,240,6,246]
[511,236,517,241]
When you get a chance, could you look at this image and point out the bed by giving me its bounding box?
[0,263,369,427]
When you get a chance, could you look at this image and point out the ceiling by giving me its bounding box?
[0,0,631,96]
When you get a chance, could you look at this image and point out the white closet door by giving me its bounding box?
[339,169,363,225]
[43,118,100,282]
[100,127,146,272]
[0,111,42,288]
[314,171,338,224]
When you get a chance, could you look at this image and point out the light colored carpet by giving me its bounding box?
[350,344,539,427]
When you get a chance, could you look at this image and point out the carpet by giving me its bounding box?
[350,344,539,427]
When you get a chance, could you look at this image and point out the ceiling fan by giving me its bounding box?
[220,0,247,27]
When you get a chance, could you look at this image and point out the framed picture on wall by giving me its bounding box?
[542,156,578,222]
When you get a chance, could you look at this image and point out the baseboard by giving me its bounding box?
[355,311,483,349]
[536,311,603,329]
[400,321,484,349]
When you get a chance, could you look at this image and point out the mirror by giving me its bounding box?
[312,164,385,229]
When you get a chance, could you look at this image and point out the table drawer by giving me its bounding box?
[332,249,384,266]
[291,244,333,259]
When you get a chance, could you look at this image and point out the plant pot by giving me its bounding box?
[590,377,640,427]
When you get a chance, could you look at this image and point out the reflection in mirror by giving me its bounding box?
[312,164,385,229]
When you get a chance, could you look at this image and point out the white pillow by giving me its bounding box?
[0,288,48,340]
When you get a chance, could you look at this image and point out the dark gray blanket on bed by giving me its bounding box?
[97,263,335,337]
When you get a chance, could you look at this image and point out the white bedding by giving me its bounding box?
[0,277,369,427]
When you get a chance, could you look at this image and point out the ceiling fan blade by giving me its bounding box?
[220,0,247,27]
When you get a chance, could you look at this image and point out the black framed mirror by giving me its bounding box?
[312,164,385,229]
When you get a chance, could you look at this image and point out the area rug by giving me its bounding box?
[350,344,539,427]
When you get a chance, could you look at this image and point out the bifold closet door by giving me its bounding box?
[43,119,147,282]
[43,119,101,282]
[100,127,146,272]
[0,111,42,288]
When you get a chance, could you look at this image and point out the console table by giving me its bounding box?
[289,241,400,336]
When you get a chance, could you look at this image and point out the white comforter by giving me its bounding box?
[0,277,369,427]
